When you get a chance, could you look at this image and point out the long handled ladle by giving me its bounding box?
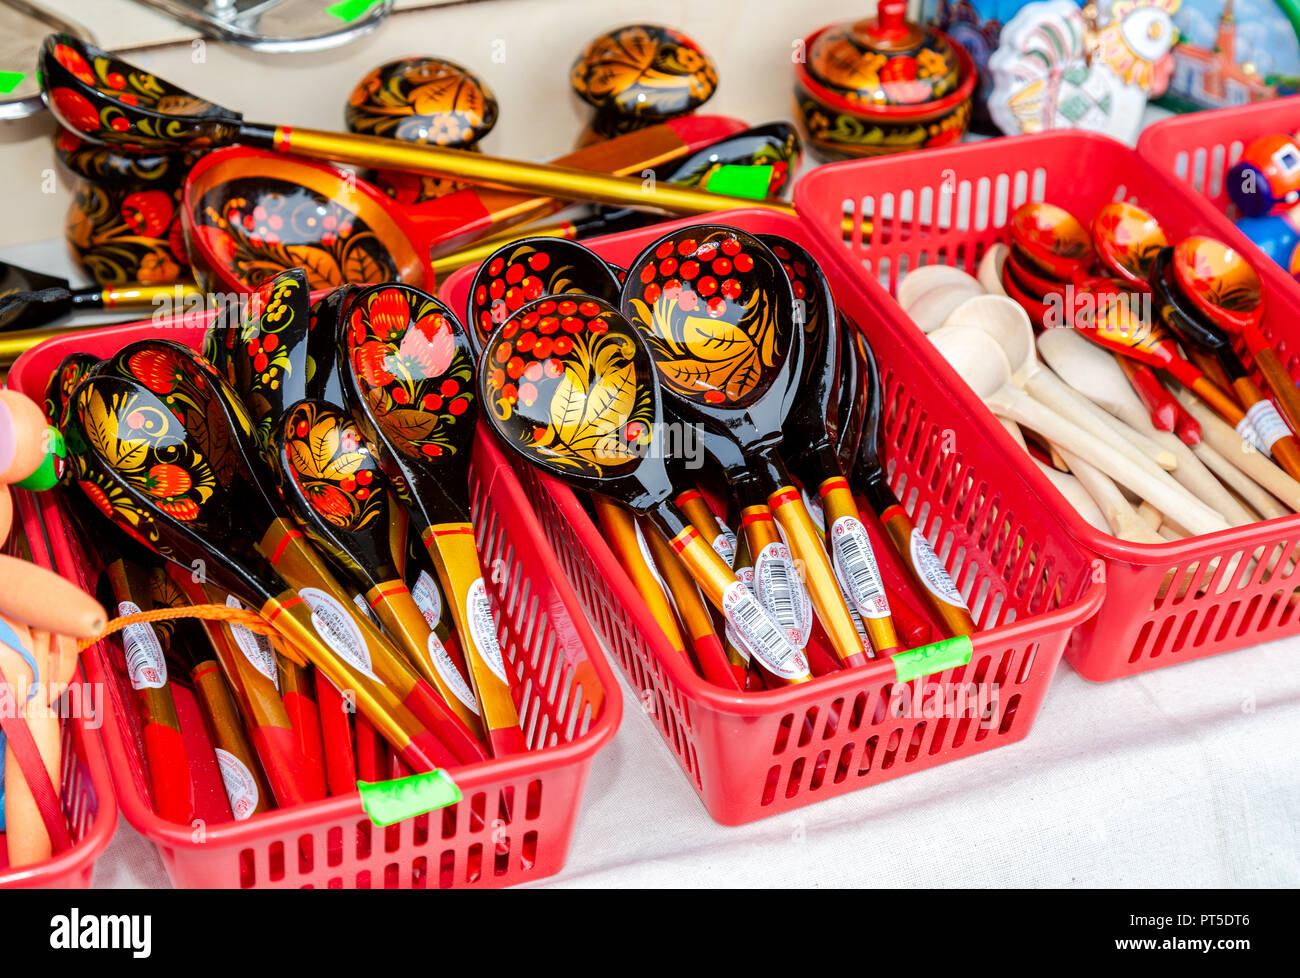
[39,34,792,220]
[479,296,811,684]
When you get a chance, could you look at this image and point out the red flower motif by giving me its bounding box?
[353,340,395,387]
[51,88,100,133]
[366,288,411,341]
[129,349,180,393]
[157,499,200,521]
[307,484,353,522]
[122,190,174,237]
[53,44,94,85]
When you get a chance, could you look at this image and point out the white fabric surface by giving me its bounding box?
[86,635,1299,888]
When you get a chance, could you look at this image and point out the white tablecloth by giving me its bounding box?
[86,634,1299,889]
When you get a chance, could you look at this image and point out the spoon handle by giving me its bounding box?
[647,501,811,685]
[767,476,884,665]
[592,498,689,658]
[850,472,977,638]
[997,388,1232,537]
[190,659,273,819]
[1226,376,1300,483]
[253,126,796,220]
[640,518,746,691]
[103,559,195,825]
[420,523,527,758]
[368,582,488,745]
[1246,340,1300,437]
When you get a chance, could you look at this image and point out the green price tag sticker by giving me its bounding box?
[892,635,973,684]
[0,71,27,95]
[702,164,774,201]
[358,769,462,826]
[326,0,381,23]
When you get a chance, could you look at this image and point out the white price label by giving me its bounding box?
[466,579,509,686]
[721,582,808,680]
[909,529,967,608]
[830,516,891,620]
[427,632,479,715]
[214,748,259,821]
[225,595,278,690]
[117,601,166,690]
[753,541,813,647]
[410,571,444,629]
[299,587,376,680]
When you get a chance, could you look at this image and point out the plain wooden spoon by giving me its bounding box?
[928,325,1231,537]
[1037,327,1263,524]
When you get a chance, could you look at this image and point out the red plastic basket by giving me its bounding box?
[441,209,1104,825]
[1137,96,1300,216]
[8,317,622,888]
[0,498,118,888]
[796,129,1300,681]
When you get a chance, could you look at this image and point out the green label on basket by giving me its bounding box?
[358,770,462,826]
[892,635,973,683]
[703,164,774,201]
[0,71,26,94]
[326,0,380,22]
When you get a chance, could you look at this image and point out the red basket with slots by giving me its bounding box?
[441,209,1104,826]
[796,129,1300,681]
[9,317,622,888]
[0,507,118,888]
[1137,96,1300,216]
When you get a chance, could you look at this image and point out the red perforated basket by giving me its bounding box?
[441,209,1104,825]
[796,129,1300,681]
[1137,97,1300,216]
[9,318,622,888]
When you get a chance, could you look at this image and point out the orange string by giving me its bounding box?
[77,603,304,665]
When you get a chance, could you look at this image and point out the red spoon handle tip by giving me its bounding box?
[281,688,329,802]
[487,725,529,757]
[401,682,490,764]
[142,721,195,824]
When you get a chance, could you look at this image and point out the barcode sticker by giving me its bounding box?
[299,587,377,681]
[1239,400,1288,456]
[754,542,813,647]
[410,571,443,629]
[465,579,509,686]
[225,595,278,690]
[353,593,382,626]
[721,582,808,680]
[724,566,756,662]
[909,530,968,608]
[712,519,737,568]
[830,516,891,620]
[836,570,875,655]
[427,632,480,715]
[215,748,259,821]
[117,600,166,690]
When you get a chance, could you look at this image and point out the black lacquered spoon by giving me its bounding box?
[275,397,487,755]
[621,224,869,667]
[338,283,526,757]
[480,295,810,684]
[848,328,975,636]
[66,338,469,771]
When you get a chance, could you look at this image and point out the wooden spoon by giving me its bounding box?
[927,326,1230,536]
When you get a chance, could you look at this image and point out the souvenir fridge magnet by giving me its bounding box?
[988,0,1180,144]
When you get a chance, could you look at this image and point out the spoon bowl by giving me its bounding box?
[481,295,811,684]
[466,237,622,356]
[183,147,425,295]
[1092,201,1168,289]
[1011,201,1094,281]
[1171,236,1264,334]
